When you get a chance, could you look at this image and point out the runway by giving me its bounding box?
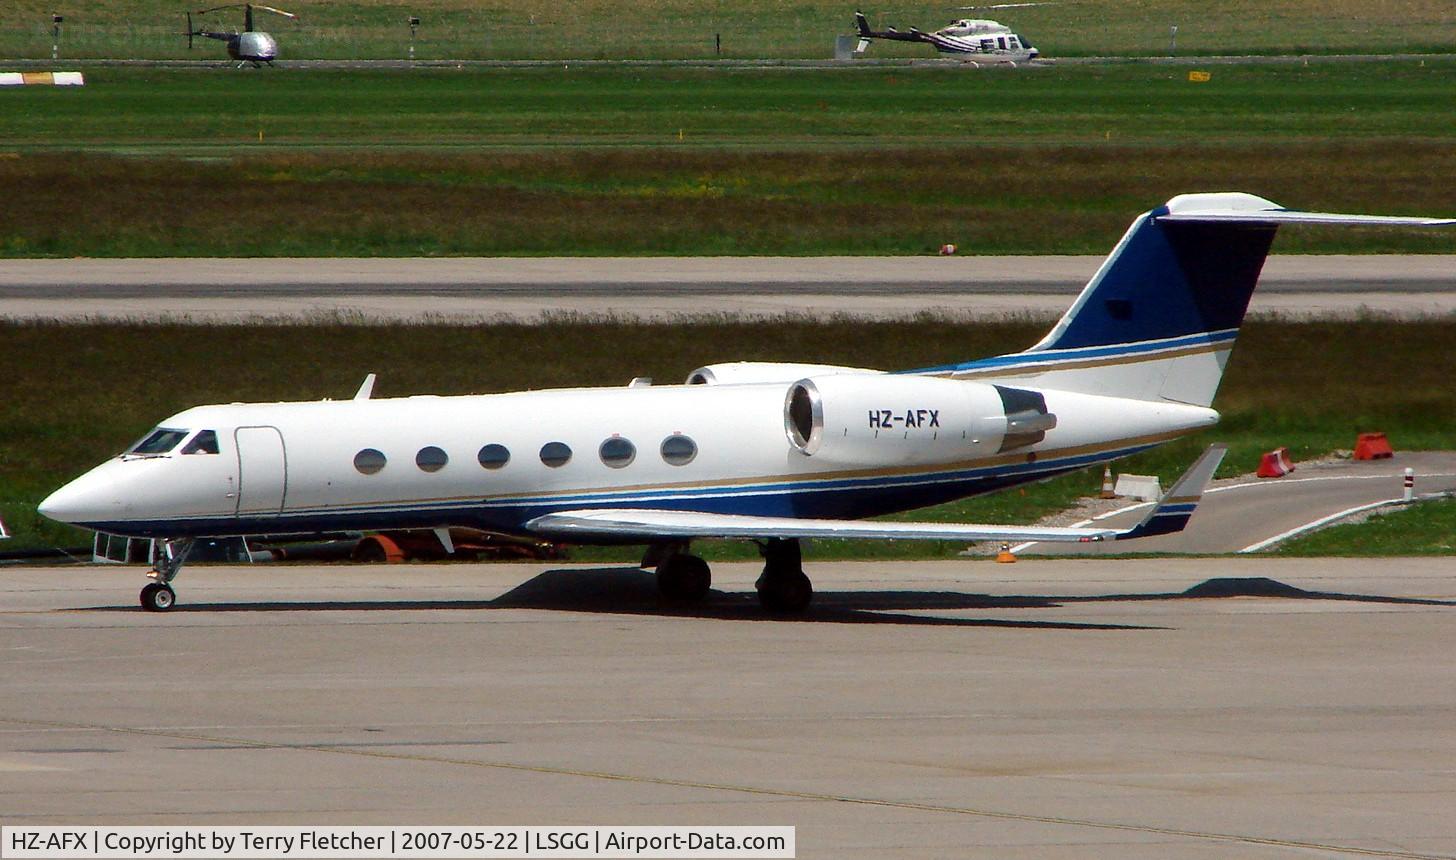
[2,255,1454,321]
[3,557,1455,857]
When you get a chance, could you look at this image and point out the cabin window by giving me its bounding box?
[997,36,1006,49]
[181,430,219,455]
[599,436,636,468]
[354,448,387,475]
[660,434,698,466]
[478,443,510,470]
[1009,36,1020,48]
[416,446,449,473]
[129,428,188,455]
[540,441,572,468]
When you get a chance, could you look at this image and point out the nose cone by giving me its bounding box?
[38,477,104,525]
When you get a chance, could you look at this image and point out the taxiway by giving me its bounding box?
[1,255,1454,321]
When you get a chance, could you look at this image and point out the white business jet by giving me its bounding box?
[39,193,1453,612]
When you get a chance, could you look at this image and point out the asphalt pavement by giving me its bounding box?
[2,557,1454,857]
[1,256,1454,321]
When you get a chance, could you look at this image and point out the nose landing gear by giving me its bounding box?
[140,538,193,612]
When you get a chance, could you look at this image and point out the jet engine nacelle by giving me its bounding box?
[687,362,881,386]
[784,374,1056,466]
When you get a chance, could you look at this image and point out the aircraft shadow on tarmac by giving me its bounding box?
[85,568,1454,628]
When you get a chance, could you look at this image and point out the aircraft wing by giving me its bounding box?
[528,445,1227,545]
[528,508,1121,543]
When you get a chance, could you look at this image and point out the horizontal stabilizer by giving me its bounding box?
[1157,193,1456,226]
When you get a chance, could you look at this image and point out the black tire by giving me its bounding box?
[656,554,712,603]
[140,582,176,612]
[756,570,813,614]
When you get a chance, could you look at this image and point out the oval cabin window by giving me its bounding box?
[540,441,572,468]
[660,434,697,466]
[599,437,636,468]
[478,443,510,470]
[416,446,449,473]
[354,448,387,475]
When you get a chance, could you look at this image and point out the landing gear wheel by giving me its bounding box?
[756,569,813,613]
[140,581,176,612]
[656,553,711,603]
[756,538,813,614]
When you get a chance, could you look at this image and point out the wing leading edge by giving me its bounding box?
[527,445,1227,546]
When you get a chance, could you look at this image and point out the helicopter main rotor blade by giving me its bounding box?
[958,2,1057,9]
[253,4,298,18]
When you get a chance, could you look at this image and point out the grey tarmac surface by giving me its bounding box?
[3,557,1455,858]
[2,255,1454,321]
[1018,451,1456,555]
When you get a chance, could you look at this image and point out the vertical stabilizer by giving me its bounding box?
[919,193,1454,407]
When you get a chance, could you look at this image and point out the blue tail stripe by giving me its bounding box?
[1038,213,1276,351]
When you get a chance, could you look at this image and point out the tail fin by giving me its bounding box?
[926,193,1453,407]
[854,11,873,37]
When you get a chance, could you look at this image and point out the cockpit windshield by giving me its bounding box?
[128,428,189,455]
[181,430,220,455]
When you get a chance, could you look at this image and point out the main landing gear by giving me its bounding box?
[651,538,814,614]
[655,549,712,603]
[755,538,812,614]
[140,539,193,612]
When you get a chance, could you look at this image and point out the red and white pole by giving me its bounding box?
[1403,467,1415,503]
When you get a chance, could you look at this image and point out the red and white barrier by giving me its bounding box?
[1256,446,1295,478]
[1354,431,1394,460]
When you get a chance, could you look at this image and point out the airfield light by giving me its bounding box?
[52,13,63,60]
[408,16,420,61]
[1168,24,1178,56]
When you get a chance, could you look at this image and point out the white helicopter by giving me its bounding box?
[185,3,297,67]
[37,193,1455,614]
[853,7,1040,61]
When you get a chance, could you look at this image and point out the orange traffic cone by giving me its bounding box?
[996,542,1016,563]
[1099,465,1116,499]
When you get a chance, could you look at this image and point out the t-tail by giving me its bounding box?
[924,193,1454,407]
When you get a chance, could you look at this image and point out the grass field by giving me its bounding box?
[3,65,1456,257]
[5,0,1456,60]
[1277,497,1456,555]
[3,318,1453,558]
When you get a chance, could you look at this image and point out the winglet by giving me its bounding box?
[1115,444,1226,540]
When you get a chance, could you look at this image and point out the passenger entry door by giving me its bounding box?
[234,426,287,517]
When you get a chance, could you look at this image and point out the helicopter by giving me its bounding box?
[852,7,1040,61]
[185,3,297,67]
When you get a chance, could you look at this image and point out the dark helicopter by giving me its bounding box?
[186,3,298,67]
